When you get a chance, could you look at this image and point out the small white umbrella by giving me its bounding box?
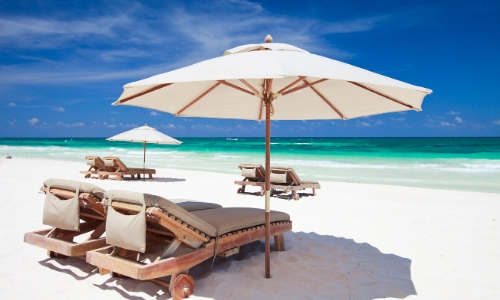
[112,35,432,277]
[107,124,182,180]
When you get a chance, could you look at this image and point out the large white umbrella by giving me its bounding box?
[107,124,182,180]
[112,35,432,277]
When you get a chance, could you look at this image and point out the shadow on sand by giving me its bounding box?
[39,231,416,299]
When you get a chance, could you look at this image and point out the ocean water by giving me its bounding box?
[1,137,499,194]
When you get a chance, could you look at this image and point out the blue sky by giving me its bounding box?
[1,0,499,138]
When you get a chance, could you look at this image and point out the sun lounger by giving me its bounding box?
[80,156,112,179]
[24,178,108,258]
[24,179,223,258]
[234,163,266,195]
[86,190,292,299]
[269,166,321,200]
[100,156,156,180]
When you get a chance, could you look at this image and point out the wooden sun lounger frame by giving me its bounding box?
[86,201,292,298]
[80,156,113,179]
[234,164,266,196]
[100,156,156,181]
[269,168,320,200]
[24,187,107,258]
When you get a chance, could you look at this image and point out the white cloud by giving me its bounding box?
[118,123,138,128]
[28,118,39,126]
[160,124,176,129]
[448,111,460,115]
[440,121,455,126]
[150,111,159,116]
[191,124,231,131]
[390,117,406,121]
[493,120,500,125]
[52,107,65,112]
[0,1,394,85]
[8,102,15,106]
[374,120,384,125]
[57,121,84,127]
[455,117,463,123]
[358,121,370,127]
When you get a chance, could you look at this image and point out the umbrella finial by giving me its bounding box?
[265,34,273,43]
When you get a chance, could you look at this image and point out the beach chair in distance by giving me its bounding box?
[80,156,111,179]
[86,190,292,299]
[269,166,321,200]
[100,156,156,181]
[24,178,108,258]
[234,163,266,195]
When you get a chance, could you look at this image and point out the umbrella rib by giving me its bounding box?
[348,81,419,111]
[304,79,347,120]
[281,78,328,96]
[258,99,264,121]
[218,80,255,96]
[117,83,172,104]
[176,82,222,115]
[278,76,306,94]
[239,79,260,95]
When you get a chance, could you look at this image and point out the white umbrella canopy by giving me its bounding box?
[112,35,432,278]
[107,124,182,145]
[107,125,182,180]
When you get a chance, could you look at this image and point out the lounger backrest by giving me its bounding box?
[270,166,301,185]
[238,164,265,180]
[42,178,106,231]
[103,190,218,238]
[86,156,106,170]
[43,178,105,199]
[105,190,147,252]
[103,156,129,171]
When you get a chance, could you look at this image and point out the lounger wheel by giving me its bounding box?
[171,274,194,300]
[237,188,242,194]
[292,193,299,201]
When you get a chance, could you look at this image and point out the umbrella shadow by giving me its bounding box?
[148,177,186,183]
[192,231,416,299]
[89,232,416,299]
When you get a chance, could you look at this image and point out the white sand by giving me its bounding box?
[0,157,499,299]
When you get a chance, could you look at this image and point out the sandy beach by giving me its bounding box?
[1,157,499,299]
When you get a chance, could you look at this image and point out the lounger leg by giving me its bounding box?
[149,174,153,179]
[312,188,316,196]
[292,191,299,201]
[274,234,285,252]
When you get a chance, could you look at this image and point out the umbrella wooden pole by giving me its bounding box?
[265,97,271,278]
[143,141,146,181]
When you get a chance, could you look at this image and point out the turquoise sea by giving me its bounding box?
[1,137,499,194]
